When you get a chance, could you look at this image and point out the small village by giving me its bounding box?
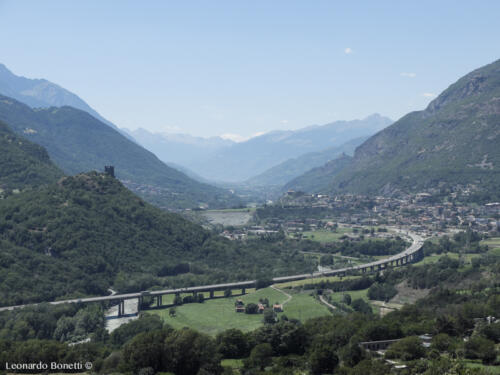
[217,190,500,241]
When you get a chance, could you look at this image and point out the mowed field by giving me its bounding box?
[297,228,353,243]
[481,237,500,256]
[149,287,331,336]
[413,251,479,266]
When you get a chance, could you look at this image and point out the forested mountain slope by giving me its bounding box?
[0,95,240,209]
[0,63,132,138]
[246,137,365,188]
[0,120,62,193]
[284,154,353,193]
[0,173,312,306]
[306,59,500,200]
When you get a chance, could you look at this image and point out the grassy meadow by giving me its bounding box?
[327,288,380,315]
[148,287,331,336]
[298,227,353,243]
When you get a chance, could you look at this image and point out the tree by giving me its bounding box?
[122,330,168,373]
[216,329,248,358]
[245,303,259,314]
[385,336,426,361]
[320,255,334,266]
[173,295,183,306]
[464,335,497,364]
[163,328,221,375]
[309,343,339,375]
[246,343,273,370]
[431,333,457,352]
[224,289,232,298]
[263,309,277,324]
[348,359,391,375]
[340,341,365,367]
[351,299,372,314]
[342,293,352,306]
[109,315,164,348]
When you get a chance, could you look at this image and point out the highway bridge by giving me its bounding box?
[0,231,424,316]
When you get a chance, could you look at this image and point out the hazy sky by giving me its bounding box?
[1,1,499,139]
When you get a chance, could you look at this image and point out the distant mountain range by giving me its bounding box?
[290,59,500,201]
[283,154,353,193]
[129,114,393,183]
[123,129,234,168]
[0,95,240,209]
[245,136,367,187]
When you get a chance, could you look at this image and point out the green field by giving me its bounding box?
[149,287,331,336]
[481,237,500,256]
[464,360,500,374]
[327,288,380,314]
[299,228,352,243]
[481,237,500,247]
[413,252,478,266]
[221,358,244,370]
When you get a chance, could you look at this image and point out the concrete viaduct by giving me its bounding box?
[0,231,424,317]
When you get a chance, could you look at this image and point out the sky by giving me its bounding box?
[0,1,499,140]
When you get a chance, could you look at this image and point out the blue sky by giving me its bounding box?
[0,1,499,139]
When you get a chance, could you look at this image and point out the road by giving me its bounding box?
[0,230,423,312]
[319,295,337,310]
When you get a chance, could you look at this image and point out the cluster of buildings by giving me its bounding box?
[234,299,283,313]
[218,190,499,241]
[273,192,500,236]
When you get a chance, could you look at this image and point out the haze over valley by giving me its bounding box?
[0,2,499,375]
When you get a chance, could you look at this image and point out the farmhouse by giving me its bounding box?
[273,304,283,312]
[235,299,245,312]
[258,303,265,313]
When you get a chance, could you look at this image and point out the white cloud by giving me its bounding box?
[220,131,267,143]
[400,72,416,78]
[252,131,266,138]
[422,92,437,98]
[220,133,246,142]
[280,120,289,124]
[344,47,353,54]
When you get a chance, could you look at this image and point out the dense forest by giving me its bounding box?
[0,120,62,194]
[0,172,324,306]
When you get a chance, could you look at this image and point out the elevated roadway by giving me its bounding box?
[0,230,424,315]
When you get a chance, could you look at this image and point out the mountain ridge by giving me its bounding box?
[245,136,367,187]
[131,114,392,183]
[0,63,134,140]
[0,95,240,209]
[0,120,63,193]
[303,59,500,200]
